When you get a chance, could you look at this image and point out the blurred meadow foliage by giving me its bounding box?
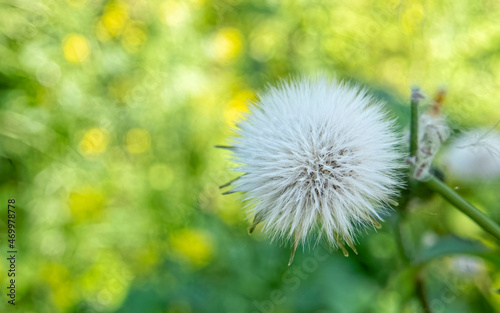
[1,0,500,312]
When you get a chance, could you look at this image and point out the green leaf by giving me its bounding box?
[414,235,491,264]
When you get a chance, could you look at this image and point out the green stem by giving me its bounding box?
[425,175,500,241]
[393,90,421,268]
[410,91,420,158]
[395,89,423,265]
[415,269,432,313]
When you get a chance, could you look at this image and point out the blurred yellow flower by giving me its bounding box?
[224,89,254,126]
[161,1,190,27]
[125,128,151,154]
[62,34,91,63]
[69,186,105,222]
[41,263,76,311]
[79,128,109,156]
[122,22,147,53]
[102,3,129,37]
[211,27,244,63]
[401,3,424,35]
[170,229,214,267]
[42,263,71,291]
[79,252,133,309]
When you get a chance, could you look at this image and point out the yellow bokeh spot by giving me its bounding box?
[125,128,151,154]
[41,263,76,311]
[101,3,129,38]
[69,186,105,222]
[216,204,244,226]
[170,229,214,267]
[212,28,244,62]
[62,34,91,63]
[401,3,424,35]
[224,89,255,126]
[79,128,109,156]
[42,263,71,289]
[134,246,160,274]
[122,22,147,53]
[148,163,174,190]
[161,1,190,27]
[78,252,133,309]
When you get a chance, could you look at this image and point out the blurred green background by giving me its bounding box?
[1,0,500,312]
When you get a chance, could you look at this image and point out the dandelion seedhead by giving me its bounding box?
[221,77,405,264]
[442,127,500,180]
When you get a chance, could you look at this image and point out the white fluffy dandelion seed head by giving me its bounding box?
[227,77,405,253]
[441,128,500,180]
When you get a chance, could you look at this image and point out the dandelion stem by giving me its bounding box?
[397,88,424,265]
[425,175,500,241]
[410,88,422,158]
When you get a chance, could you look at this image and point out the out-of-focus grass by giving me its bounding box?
[0,0,499,312]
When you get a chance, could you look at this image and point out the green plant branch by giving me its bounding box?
[410,89,421,158]
[394,89,424,267]
[425,175,500,241]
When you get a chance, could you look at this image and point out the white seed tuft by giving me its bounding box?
[442,127,500,180]
[224,77,405,263]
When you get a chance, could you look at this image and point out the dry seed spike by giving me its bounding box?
[214,145,234,151]
[388,199,399,207]
[248,212,264,234]
[345,238,358,255]
[336,238,349,257]
[219,175,243,189]
[370,216,382,229]
[288,237,300,266]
